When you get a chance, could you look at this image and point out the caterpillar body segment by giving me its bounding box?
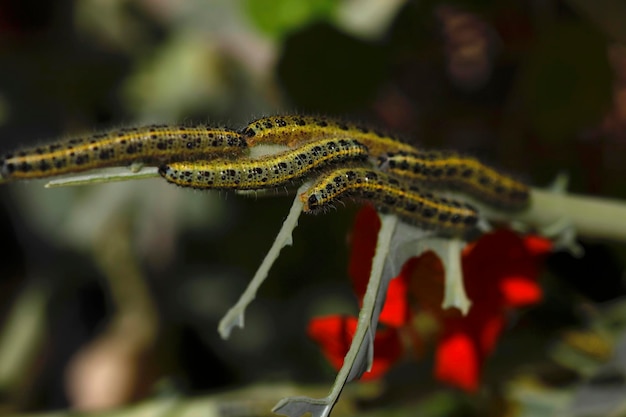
[240,115,419,157]
[159,138,370,190]
[378,150,530,210]
[0,125,247,180]
[300,167,479,234]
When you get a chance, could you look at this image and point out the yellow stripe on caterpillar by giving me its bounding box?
[0,125,247,180]
[240,115,418,157]
[159,138,370,190]
[377,150,530,210]
[300,167,479,234]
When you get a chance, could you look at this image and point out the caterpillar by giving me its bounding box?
[0,125,247,180]
[377,150,530,210]
[300,167,479,234]
[159,138,370,190]
[239,115,419,157]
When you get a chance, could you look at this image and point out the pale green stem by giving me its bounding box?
[273,214,398,417]
[218,181,310,339]
[484,189,626,241]
[45,167,160,188]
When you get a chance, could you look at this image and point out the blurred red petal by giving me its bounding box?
[348,205,410,327]
[432,229,550,391]
[522,235,554,258]
[379,275,411,327]
[500,276,543,306]
[307,315,403,380]
[307,316,353,371]
[348,205,381,298]
[366,325,404,380]
[461,230,549,307]
[344,214,552,388]
[479,314,505,355]
[435,332,480,392]
[462,229,526,274]
[405,252,446,315]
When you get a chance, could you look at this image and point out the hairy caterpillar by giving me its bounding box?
[300,167,479,234]
[0,125,247,180]
[240,115,418,157]
[377,150,530,210]
[159,138,370,190]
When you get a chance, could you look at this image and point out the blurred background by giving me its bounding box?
[1,0,626,416]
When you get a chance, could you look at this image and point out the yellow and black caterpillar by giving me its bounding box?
[0,115,530,234]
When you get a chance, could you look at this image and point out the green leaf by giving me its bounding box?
[245,0,337,38]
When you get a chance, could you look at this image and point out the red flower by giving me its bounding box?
[307,316,403,380]
[307,205,552,390]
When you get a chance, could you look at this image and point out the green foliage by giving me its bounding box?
[244,0,337,38]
